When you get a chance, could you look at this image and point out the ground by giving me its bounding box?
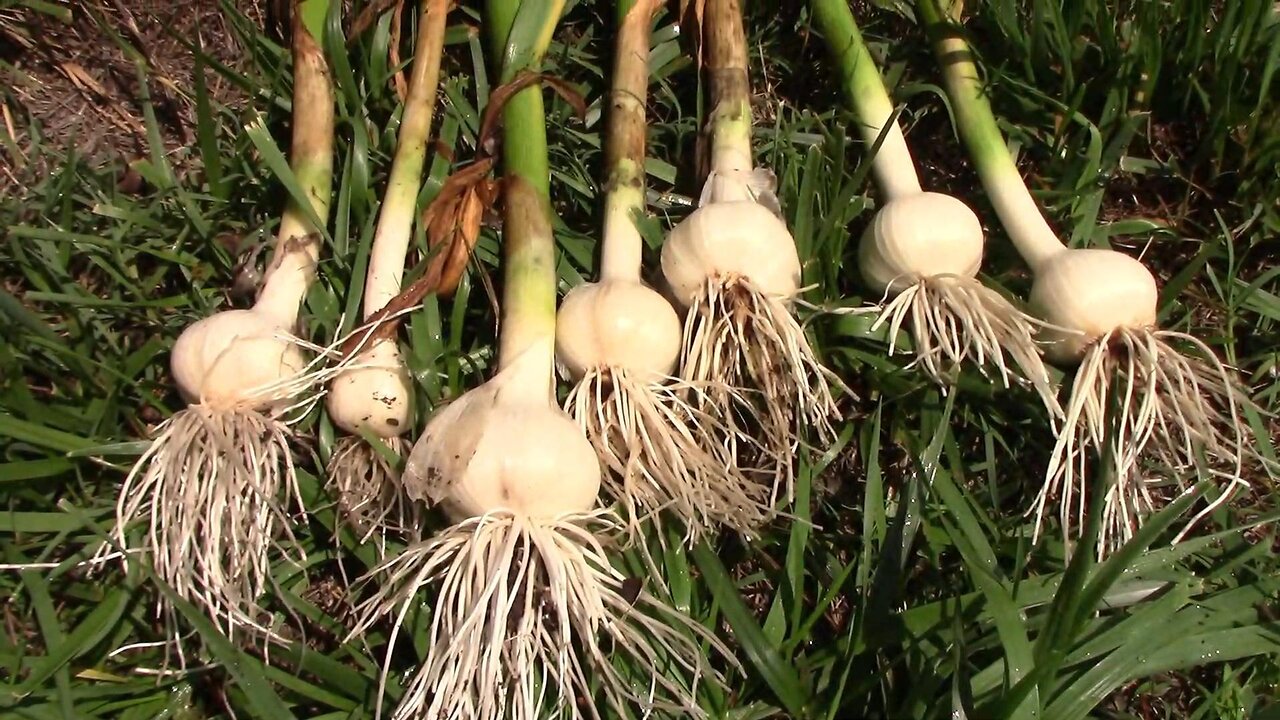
[1,1,1278,719]
[0,1,277,191]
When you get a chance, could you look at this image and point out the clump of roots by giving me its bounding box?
[874,274,1060,415]
[105,327,377,655]
[565,368,774,544]
[1032,327,1257,557]
[111,406,304,652]
[680,276,845,503]
[348,510,732,720]
[325,435,422,555]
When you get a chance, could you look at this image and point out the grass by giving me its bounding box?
[1,0,1278,717]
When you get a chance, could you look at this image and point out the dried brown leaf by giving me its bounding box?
[435,197,481,294]
[339,156,498,358]
[424,158,497,296]
[59,62,108,97]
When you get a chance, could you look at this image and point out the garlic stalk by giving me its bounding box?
[109,2,336,648]
[661,0,843,503]
[324,0,451,551]
[555,0,771,542]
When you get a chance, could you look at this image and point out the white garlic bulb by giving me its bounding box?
[326,340,414,436]
[402,342,601,521]
[170,309,306,410]
[858,191,984,294]
[555,280,681,381]
[1030,248,1158,364]
[661,201,801,307]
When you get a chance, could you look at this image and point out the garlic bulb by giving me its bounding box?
[858,192,984,295]
[1029,248,1159,364]
[403,343,601,522]
[661,201,801,307]
[170,309,306,409]
[325,340,414,436]
[555,280,681,381]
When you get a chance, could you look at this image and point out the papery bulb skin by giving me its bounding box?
[859,192,985,295]
[555,280,681,381]
[326,340,414,437]
[442,401,601,521]
[661,201,801,307]
[1030,248,1159,364]
[170,309,306,409]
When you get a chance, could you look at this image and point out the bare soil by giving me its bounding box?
[0,0,268,193]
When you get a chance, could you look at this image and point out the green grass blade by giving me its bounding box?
[13,590,130,697]
[691,541,809,719]
[12,566,74,716]
[156,586,297,719]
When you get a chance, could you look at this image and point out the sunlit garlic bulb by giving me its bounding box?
[555,281,682,381]
[170,309,307,409]
[404,345,601,522]
[661,201,801,307]
[858,192,984,294]
[325,340,414,436]
[1030,248,1158,364]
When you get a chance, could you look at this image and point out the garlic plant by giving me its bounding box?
[920,0,1252,554]
[555,0,770,542]
[324,0,450,551]
[347,1,729,717]
[109,3,335,647]
[662,0,843,502]
[811,0,1057,412]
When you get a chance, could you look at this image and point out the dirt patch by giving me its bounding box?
[0,1,268,192]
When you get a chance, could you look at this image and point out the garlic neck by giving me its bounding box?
[495,336,556,405]
[255,214,321,329]
[813,0,924,201]
[704,0,757,205]
[361,0,446,317]
[497,178,558,396]
[862,116,924,201]
[599,1,656,283]
[255,17,333,330]
[361,186,420,318]
[599,164,646,283]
